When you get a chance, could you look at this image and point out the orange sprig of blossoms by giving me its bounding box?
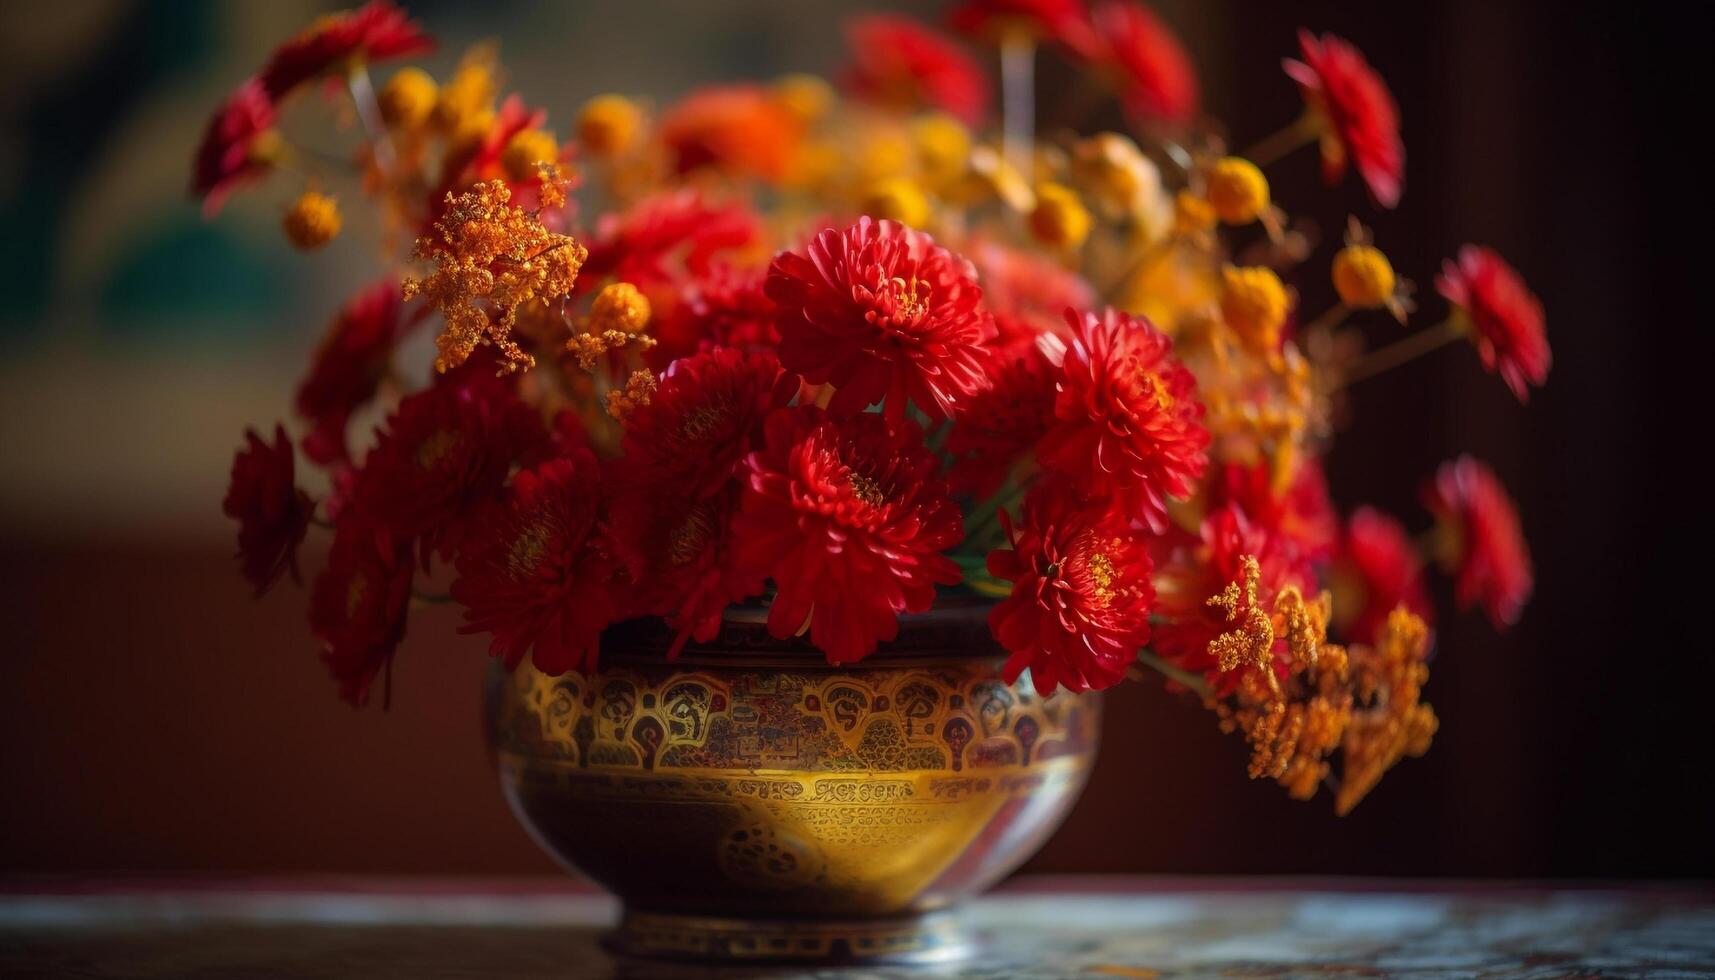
[402,171,586,374]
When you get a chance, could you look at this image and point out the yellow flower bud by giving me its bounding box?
[1331,243,1397,309]
[858,178,931,228]
[1028,182,1092,250]
[432,47,498,135]
[1071,132,1158,216]
[1205,157,1270,225]
[1173,191,1217,237]
[501,128,560,184]
[773,73,835,123]
[1220,265,1291,351]
[911,113,972,186]
[578,94,642,158]
[282,191,341,251]
[378,67,437,130]
[588,281,652,335]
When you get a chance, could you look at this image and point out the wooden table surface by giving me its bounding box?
[3,876,1711,978]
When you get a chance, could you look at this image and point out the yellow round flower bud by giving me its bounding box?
[432,55,497,135]
[378,67,437,130]
[501,128,560,184]
[1205,157,1270,225]
[858,178,931,228]
[1071,132,1158,216]
[1028,182,1092,250]
[578,94,642,158]
[1220,265,1291,351]
[911,113,971,186]
[282,191,341,251]
[1331,243,1397,309]
[1173,190,1217,237]
[589,281,652,334]
[774,73,835,122]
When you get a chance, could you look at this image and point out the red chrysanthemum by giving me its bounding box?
[1151,503,1311,692]
[1206,458,1339,569]
[648,264,779,371]
[223,423,314,596]
[1035,307,1209,530]
[1333,506,1432,645]
[969,238,1096,344]
[348,363,548,566]
[1088,1,1199,126]
[190,79,277,216]
[295,282,412,466]
[310,521,413,706]
[451,452,616,675]
[259,0,433,101]
[945,343,1058,498]
[842,15,991,124]
[988,480,1156,695]
[581,190,762,292]
[1423,456,1533,630]
[1284,30,1404,208]
[1436,245,1550,403]
[947,0,1101,57]
[767,217,994,422]
[660,84,806,182]
[731,407,964,664]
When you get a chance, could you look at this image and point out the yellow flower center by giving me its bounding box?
[415,428,460,471]
[847,470,886,506]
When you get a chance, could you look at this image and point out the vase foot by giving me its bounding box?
[603,906,972,965]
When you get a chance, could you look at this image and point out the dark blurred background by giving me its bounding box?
[2,1,1707,880]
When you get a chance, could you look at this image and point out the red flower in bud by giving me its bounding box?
[223,424,314,596]
[1333,506,1432,645]
[259,0,432,101]
[945,343,1058,498]
[842,15,990,124]
[732,407,964,664]
[190,79,276,216]
[1284,30,1404,208]
[452,452,616,675]
[1436,246,1550,403]
[1089,2,1199,126]
[310,521,413,706]
[1423,456,1532,630]
[988,481,1156,695]
[295,282,412,466]
[767,217,994,422]
[1036,307,1208,530]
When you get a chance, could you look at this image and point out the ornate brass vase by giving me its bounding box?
[485,602,1101,965]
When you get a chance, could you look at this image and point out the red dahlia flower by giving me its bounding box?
[223,423,314,596]
[767,217,994,423]
[1436,245,1551,403]
[1089,1,1199,126]
[581,190,762,292]
[1423,456,1533,630]
[732,407,964,664]
[259,0,433,101]
[295,281,411,465]
[1284,30,1404,208]
[1207,458,1339,568]
[988,481,1156,695]
[969,238,1096,344]
[945,343,1058,498]
[190,79,277,216]
[310,521,413,706]
[948,0,1101,57]
[1333,506,1432,645]
[452,452,616,675]
[648,264,779,370]
[610,483,760,657]
[1036,307,1209,530]
[842,15,991,124]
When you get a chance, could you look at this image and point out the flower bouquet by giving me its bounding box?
[211,0,1543,885]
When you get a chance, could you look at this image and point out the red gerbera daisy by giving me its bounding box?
[842,15,991,124]
[190,79,277,216]
[259,0,433,101]
[348,362,548,566]
[1423,456,1533,630]
[310,521,414,706]
[451,452,616,675]
[648,263,779,370]
[1436,245,1551,403]
[1035,307,1209,530]
[988,480,1156,695]
[947,0,1101,57]
[581,190,762,292]
[945,342,1058,498]
[1332,506,1432,645]
[731,407,964,664]
[295,282,413,466]
[1284,30,1404,208]
[223,423,315,596]
[767,217,994,423]
[1088,1,1199,126]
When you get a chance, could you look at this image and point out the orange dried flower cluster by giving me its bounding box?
[402,173,587,374]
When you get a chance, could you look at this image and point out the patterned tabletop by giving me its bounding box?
[3,877,1712,978]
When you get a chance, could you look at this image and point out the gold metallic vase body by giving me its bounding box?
[485,605,1101,964]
